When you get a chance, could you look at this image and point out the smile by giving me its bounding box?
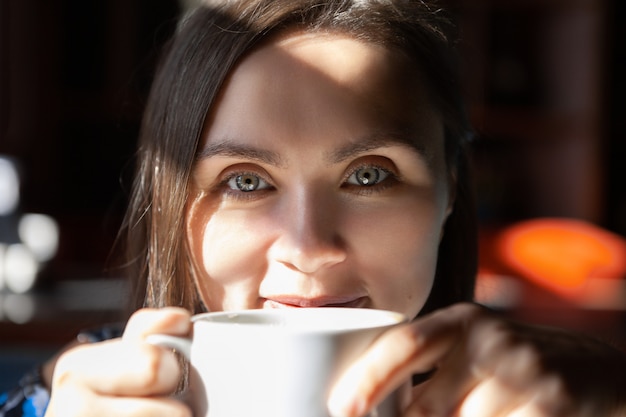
[262,295,369,309]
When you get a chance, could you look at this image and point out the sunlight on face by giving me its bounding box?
[186,32,453,318]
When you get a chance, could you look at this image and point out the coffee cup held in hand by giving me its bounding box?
[147,308,406,417]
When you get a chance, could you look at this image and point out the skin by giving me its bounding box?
[44,32,626,417]
[185,32,453,318]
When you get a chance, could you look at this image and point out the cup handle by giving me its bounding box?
[145,334,192,359]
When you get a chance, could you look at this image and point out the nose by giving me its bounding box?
[270,190,347,274]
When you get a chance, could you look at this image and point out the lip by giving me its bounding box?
[262,295,369,309]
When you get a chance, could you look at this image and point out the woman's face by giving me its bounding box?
[186,32,453,319]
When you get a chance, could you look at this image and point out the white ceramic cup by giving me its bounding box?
[147,307,407,417]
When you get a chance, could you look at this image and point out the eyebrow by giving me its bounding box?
[195,132,429,167]
[326,132,430,164]
[195,140,286,167]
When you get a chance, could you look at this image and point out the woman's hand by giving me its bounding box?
[328,303,626,417]
[44,307,192,417]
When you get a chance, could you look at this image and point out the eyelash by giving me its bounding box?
[215,170,275,201]
[341,164,398,195]
[214,163,398,201]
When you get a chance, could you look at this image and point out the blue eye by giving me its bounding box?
[346,167,389,186]
[227,173,270,192]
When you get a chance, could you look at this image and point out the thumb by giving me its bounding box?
[123,307,192,341]
[327,324,421,417]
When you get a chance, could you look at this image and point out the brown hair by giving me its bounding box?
[120,0,476,316]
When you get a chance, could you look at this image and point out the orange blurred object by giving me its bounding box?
[492,218,626,299]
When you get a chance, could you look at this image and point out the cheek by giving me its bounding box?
[349,196,445,316]
[186,199,273,309]
[200,213,269,278]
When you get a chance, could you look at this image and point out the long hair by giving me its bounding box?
[119,0,477,314]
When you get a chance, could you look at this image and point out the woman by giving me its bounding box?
[3,1,625,416]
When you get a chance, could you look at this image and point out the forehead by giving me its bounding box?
[202,31,443,160]
[233,31,426,106]
[269,31,408,86]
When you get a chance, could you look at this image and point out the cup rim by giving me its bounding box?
[191,307,407,333]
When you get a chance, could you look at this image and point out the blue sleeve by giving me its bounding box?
[0,368,49,417]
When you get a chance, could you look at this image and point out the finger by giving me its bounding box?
[412,328,543,416]
[53,338,182,397]
[458,378,528,417]
[96,396,192,417]
[507,399,567,417]
[123,307,192,341]
[408,340,478,417]
[328,303,480,417]
[507,405,551,417]
[47,381,191,417]
[466,374,574,417]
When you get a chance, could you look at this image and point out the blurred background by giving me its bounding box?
[1,0,625,390]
